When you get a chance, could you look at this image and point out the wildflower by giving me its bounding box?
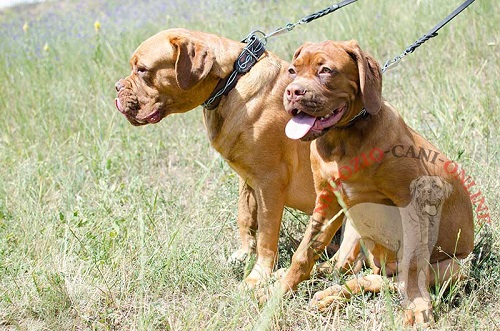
[94,20,101,33]
[43,43,49,52]
[23,22,29,33]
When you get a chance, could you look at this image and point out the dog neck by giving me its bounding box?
[333,108,370,130]
[315,107,376,157]
[315,102,407,160]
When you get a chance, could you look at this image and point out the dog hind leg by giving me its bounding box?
[243,179,287,288]
[229,179,258,273]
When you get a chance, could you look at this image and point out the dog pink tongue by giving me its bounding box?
[286,113,316,139]
[424,204,438,216]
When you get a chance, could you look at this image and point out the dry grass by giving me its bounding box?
[0,0,498,330]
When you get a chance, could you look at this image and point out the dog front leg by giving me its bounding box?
[399,235,433,326]
[407,255,470,326]
[402,266,434,327]
[279,190,343,294]
[229,178,258,270]
[316,218,363,275]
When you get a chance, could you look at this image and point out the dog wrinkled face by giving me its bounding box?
[115,34,176,126]
[410,176,453,216]
[114,30,217,126]
[283,40,382,140]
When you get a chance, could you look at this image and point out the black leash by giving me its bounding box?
[382,0,476,73]
[345,0,476,127]
[345,0,475,128]
[250,0,358,44]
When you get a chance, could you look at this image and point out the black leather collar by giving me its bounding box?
[202,34,266,110]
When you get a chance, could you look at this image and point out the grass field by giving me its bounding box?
[0,0,498,330]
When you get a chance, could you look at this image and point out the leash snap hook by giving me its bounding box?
[382,57,401,73]
[242,30,267,45]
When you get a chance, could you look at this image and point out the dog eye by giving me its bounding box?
[288,67,296,75]
[319,67,334,74]
[136,66,148,75]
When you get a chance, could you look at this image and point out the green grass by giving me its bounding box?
[0,0,498,330]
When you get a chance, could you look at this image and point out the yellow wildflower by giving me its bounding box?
[43,43,49,52]
[94,20,101,33]
[23,22,29,33]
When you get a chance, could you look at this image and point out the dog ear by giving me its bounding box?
[346,41,383,115]
[409,178,419,196]
[292,42,313,61]
[171,37,215,90]
[443,180,453,199]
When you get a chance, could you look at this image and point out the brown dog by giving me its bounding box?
[271,40,474,325]
[114,28,316,287]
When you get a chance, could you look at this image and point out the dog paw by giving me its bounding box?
[240,268,271,291]
[403,298,434,327]
[403,309,434,328]
[241,270,286,305]
[310,284,348,312]
[255,282,275,305]
[228,249,255,277]
[255,279,289,306]
[238,275,259,293]
[228,249,249,265]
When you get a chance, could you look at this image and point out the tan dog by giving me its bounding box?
[271,40,474,325]
[114,28,316,287]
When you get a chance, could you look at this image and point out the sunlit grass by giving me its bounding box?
[0,0,498,330]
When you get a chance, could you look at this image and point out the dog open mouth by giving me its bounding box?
[285,105,346,140]
[423,200,440,216]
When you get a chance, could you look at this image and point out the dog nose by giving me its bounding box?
[285,83,306,101]
[115,80,124,92]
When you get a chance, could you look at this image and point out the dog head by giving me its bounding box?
[114,29,227,126]
[410,176,453,217]
[283,40,382,140]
